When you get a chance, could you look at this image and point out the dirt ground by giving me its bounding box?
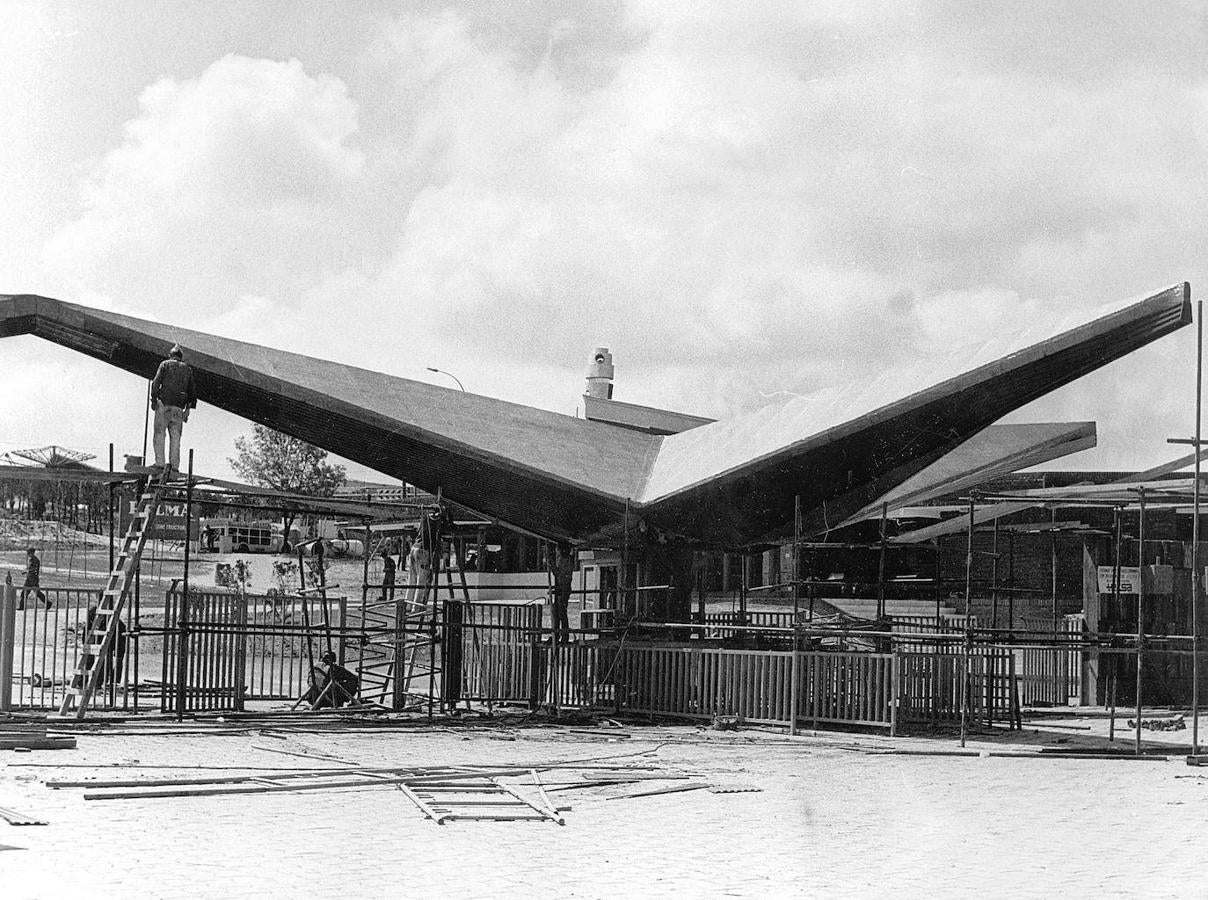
[1,712,1207,899]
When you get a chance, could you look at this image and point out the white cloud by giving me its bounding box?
[42,54,365,315]
[18,3,1208,478]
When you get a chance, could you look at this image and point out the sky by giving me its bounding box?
[2,1,1208,482]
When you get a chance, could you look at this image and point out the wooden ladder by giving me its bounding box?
[396,772,564,825]
[58,475,167,718]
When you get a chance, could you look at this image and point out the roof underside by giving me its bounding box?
[0,283,1191,545]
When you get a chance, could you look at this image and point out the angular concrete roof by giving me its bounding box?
[0,283,1191,544]
[837,420,1097,527]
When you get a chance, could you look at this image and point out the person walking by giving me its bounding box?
[150,343,197,473]
[19,547,50,609]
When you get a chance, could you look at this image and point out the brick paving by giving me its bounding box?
[1,721,1207,898]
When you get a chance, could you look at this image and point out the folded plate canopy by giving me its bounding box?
[0,283,1190,545]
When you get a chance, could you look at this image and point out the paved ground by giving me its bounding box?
[1,715,1207,899]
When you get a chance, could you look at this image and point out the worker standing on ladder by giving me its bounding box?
[150,344,197,473]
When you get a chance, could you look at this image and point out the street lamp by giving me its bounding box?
[426,367,465,392]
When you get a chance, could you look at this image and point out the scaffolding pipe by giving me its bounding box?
[1136,487,1146,757]
[793,495,801,626]
[1194,298,1203,755]
[1050,506,1058,637]
[175,451,194,721]
[877,502,888,620]
[991,516,999,631]
[961,495,974,748]
[107,444,115,577]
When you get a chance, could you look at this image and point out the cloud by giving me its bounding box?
[25,3,1208,477]
[43,54,365,314]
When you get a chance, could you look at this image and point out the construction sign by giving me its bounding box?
[1097,566,1141,595]
[118,500,199,543]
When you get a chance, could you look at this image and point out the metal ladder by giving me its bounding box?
[59,476,167,718]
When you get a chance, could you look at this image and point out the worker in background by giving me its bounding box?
[550,542,574,643]
[18,547,50,609]
[82,603,128,689]
[407,531,431,607]
[305,650,359,708]
[150,343,198,473]
[380,546,396,604]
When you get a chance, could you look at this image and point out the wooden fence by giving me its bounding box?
[544,638,617,709]
[1019,615,1084,706]
[616,644,898,731]
[897,650,1018,725]
[891,615,978,652]
[702,611,797,628]
[438,603,1022,732]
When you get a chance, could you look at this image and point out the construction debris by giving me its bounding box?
[397,770,564,825]
[1127,715,1186,732]
[45,756,693,826]
[606,782,712,800]
[0,806,47,826]
[0,724,76,752]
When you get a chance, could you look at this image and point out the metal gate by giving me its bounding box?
[160,590,347,711]
[2,587,133,711]
[448,601,543,705]
[161,590,247,713]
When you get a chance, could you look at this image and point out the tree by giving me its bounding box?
[229,425,346,547]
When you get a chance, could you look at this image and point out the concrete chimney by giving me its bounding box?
[585,347,614,400]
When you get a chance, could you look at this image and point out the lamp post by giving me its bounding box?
[426,367,465,392]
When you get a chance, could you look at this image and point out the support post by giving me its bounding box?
[392,554,408,713]
[961,495,975,748]
[964,496,975,617]
[789,630,800,736]
[739,553,748,628]
[793,495,801,626]
[1050,506,1058,636]
[991,516,1000,631]
[877,502,888,621]
[622,498,631,623]
[108,443,115,576]
[1194,298,1203,755]
[142,379,151,465]
[1136,488,1146,757]
[1113,506,1122,724]
[0,576,15,712]
[1008,532,1016,640]
[175,450,194,721]
[934,540,941,622]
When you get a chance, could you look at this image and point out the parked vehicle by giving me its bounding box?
[199,518,298,554]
